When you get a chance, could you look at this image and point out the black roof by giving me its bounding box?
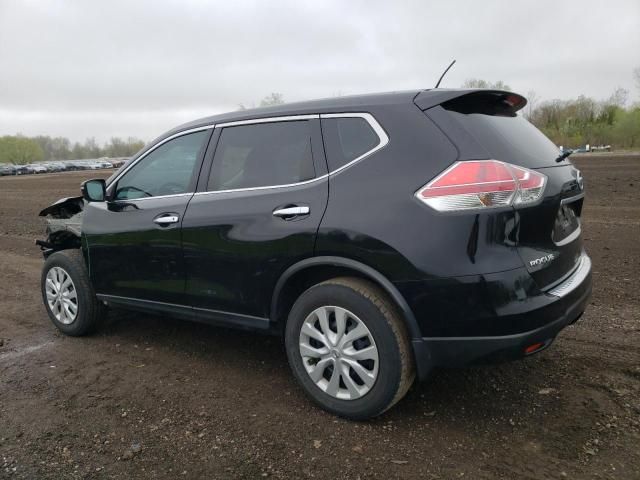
[153,88,519,145]
[167,89,421,135]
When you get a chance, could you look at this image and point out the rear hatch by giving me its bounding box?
[419,90,585,290]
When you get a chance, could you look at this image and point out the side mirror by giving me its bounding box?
[81,178,107,202]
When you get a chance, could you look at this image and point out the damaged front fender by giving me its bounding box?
[37,196,85,257]
[39,196,84,219]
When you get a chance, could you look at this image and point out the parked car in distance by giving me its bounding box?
[37,89,592,419]
[0,163,16,176]
[66,161,81,171]
[109,158,128,168]
[41,162,64,173]
[27,164,48,174]
[66,161,89,170]
[14,164,30,175]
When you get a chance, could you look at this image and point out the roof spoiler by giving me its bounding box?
[414,89,527,117]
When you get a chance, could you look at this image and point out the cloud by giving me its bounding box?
[1,0,638,141]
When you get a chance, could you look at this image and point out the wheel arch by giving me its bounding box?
[37,231,82,259]
[270,256,422,340]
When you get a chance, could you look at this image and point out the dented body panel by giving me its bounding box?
[39,196,84,217]
[37,196,85,256]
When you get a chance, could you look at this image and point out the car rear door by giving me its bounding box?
[181,116,328,326]
[82,128,212,306]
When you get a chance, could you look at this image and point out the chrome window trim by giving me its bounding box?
[107,112,389,199]
[216,114,319,128]
[111,192,194,203]
[106,124,215,196]
[194,175,327,197]
[196,114,322,196]
[320,112,389,177]
[194,112,388,196]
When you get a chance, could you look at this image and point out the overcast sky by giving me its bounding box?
[1,0,638,143]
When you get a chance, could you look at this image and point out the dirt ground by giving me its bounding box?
[1,156,639,479]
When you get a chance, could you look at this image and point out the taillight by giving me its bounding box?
[415,160,546,212]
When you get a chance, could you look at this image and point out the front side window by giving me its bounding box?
[321,117,380,172]
[207,121,315,191]
[114,130,209,200]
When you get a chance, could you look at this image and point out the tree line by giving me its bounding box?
[526,89,639,150]
[0,135,145,165]
[464,78,640,150]
[2,78,639,165]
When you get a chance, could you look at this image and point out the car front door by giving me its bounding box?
[82,128,213,306]
[181,116,328,327]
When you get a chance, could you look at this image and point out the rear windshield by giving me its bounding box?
[446,111,562,168]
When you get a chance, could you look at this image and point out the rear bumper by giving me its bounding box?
[409,254,592,380]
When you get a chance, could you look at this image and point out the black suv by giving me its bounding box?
[38,89,592,419]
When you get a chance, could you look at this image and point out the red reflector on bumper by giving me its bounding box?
[524,342,545,354]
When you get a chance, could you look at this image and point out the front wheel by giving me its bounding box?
[41,250,105,336]
[285,277,415,420]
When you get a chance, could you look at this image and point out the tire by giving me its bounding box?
[285,277,415,420]
[41,249,104,336]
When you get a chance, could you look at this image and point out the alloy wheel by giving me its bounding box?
[45,266,78,325]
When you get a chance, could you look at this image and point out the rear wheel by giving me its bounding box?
[285,277,415,419]
[41,250,104,336]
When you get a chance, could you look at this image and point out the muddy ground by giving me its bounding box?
[1,156,639,479]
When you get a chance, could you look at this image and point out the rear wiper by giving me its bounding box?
[555,149,573,163]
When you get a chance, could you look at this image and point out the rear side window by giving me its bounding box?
[321,117,380,171]
[208,121,315,191]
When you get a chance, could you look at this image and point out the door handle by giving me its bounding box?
[153,214,180,225]
[272,206,310,218]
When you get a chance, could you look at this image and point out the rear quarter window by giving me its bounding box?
[321,117,381,172]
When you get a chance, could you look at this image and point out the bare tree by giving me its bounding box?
[260,92,285,107]
[462,78,489,89]
[524,90,539,120]
[608,87,628,107]
[462,78,511,90]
